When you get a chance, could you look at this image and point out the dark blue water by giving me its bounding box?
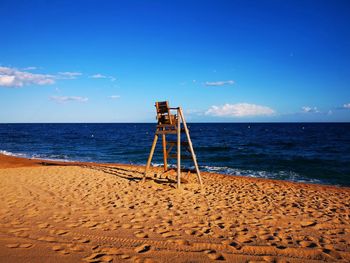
[0,123,349,186]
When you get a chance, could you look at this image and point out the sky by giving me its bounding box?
[0,0,349,122]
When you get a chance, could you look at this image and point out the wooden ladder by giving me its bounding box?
[142,101,203,189]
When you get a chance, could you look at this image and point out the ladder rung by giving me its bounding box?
[156,127,186,131]
[156,130,177,135]
[157,124,177,128]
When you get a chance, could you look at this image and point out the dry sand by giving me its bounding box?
[0,154,349,262]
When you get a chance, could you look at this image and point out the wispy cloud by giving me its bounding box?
[0,66,83,88]
[206,103,275,117]
[205,80,234,86]
[0,66,55,88]
[108,95,120,99]
[22,66,37,70]
[90,73,107,79]
[57,72,82,79]
[343,103,350,109]
[50,96,88,104]
[301,106,319,113]
[90,73,116,82]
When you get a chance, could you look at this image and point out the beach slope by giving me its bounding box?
[0,154,349,262]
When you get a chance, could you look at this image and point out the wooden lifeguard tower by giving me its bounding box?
[143,101,203,188]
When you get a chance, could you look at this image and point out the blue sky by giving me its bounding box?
[0,0,349,122]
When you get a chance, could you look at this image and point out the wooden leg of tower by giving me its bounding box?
[177,111,181,189]
[143,133,158,183]
[178,108,203,188]
[162,134,168,172]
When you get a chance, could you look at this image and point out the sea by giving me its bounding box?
[0,123,349,187]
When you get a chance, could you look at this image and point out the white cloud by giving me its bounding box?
[302,106,319,113]
[108,95,120,99]
[205,80,234,86]
[91,73,107,79]
[0,66,85,88]
[57,72,82,79]
[206,103,275,117]
[50,96,88,104]
[0,66,55,87]
[90,73,116,81]
[22,66,37,70]
[343,103,350,109]
[0,75,16,86]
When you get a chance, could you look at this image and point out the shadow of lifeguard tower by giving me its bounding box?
[143,101,203,188]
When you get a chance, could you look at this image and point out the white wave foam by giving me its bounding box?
[0,150,26,157]
[200,165,323,184]
[150,162,321,184]
[0,150,74,163]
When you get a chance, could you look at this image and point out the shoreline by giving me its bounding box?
[0,153,348,190]
[1,154,350,262]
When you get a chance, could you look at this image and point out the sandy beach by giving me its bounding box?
[0,154,349,262]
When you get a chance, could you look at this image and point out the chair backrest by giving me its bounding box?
[155,101,175,125]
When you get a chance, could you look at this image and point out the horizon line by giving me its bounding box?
[1,121,349,124]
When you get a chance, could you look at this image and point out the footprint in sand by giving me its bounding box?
[56,230,69,235]
[50,229,69,236]
[299,240,318,248]
[19,243,33,248]
[68,244,85,252]
[38,236,58,243]
[301,221,317,227]
[59,250,70,255]
[155,228,168,234]
[322,247,342,260]
[204,250,224,260]
[236,234,256,244]
[260,234,275,241]
[52,245,65,251]
[6,244,19,248]
[135,231,149,238]
[85,222,99,228]
[185,229,196,235]
[72,237,91,243]
[235,226,248,232]
[161,231,179,238]
[101,247,122,255]
[122,224,132,229]
[67,223,81,228]
[83,252,112,262]
[135,244,151,253]
[38,223,50,229]
[222,240,242,250]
